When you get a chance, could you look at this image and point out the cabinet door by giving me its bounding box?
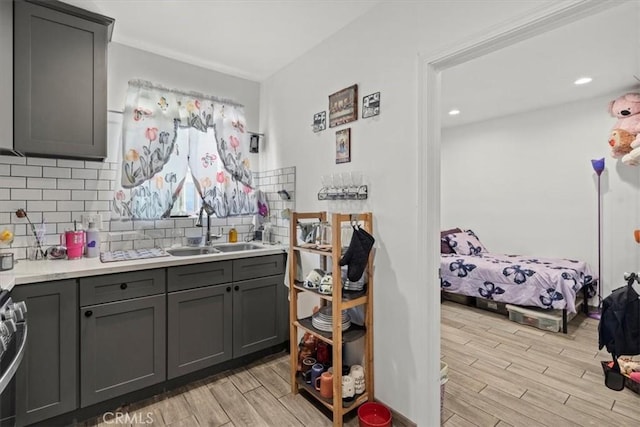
[13,0,109,159]
[12,279,78,426]
[80,294,166,407]
[167,284,232,379]
[233,275,286,357]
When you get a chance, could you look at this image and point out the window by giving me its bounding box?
[170,168,201,217]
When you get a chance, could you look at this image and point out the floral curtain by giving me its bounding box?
[112,80,258,220]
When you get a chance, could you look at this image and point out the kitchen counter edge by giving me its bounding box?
[12,245,287,285]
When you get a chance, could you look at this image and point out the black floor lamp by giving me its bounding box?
[589,158,605,319]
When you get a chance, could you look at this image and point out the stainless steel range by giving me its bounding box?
[0,290,27,427]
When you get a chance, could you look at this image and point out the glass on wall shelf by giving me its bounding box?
[317,185,368,201]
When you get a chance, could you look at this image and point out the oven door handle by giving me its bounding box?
[0,324,27,395]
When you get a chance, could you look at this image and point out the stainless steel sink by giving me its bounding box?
[212,243,263,252]
[167,243,264,256]
[166,247,220,256]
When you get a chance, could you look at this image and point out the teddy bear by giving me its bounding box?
[609,128,635,158]
[608,93,640,165]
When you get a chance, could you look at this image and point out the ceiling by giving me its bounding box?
[62,0,380,82]
[441,1,640,128]
[62,1,638,125]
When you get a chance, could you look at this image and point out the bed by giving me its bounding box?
[439,229,596,333]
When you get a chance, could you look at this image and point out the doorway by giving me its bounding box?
[417,1,628,425]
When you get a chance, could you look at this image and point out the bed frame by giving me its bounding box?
[443,283,592,334]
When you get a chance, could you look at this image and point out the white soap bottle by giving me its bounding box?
[85,222,100,258]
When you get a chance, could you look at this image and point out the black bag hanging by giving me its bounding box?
[599,273,640,357]
[598,272,640,391]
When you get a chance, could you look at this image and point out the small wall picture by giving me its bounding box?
[329,84,358,128]
[362,92,380,119]
[336,128,351,164]
[313,111,326,133]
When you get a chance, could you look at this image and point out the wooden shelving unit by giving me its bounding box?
[289,211,374,426]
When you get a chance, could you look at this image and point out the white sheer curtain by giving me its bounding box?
[112,80,258,220]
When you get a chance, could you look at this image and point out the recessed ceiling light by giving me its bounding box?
[574,77,592,85]
[448,109,460,116]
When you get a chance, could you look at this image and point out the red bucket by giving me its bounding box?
[358,402,392,427]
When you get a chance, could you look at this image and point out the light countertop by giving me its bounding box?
[11,243,286,285]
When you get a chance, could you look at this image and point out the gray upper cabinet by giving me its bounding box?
[12,279,78,426]
[13,0,114,159]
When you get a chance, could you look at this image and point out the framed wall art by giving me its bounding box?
[313,111,326,133]
[329,84,358,128]
[362,92,380,119]
[336,128,351,164]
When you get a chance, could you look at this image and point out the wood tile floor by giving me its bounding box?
[79,352,409,427]
[441,300,640,426]
[79,301,638,427]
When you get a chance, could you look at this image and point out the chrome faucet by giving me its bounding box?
[196,205,222,245]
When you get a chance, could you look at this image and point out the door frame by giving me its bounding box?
[416,0,624,424]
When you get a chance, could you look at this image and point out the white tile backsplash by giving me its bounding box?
[11,165,42,177]
[26,158,56,167]
[43,167,71,178]
[12,189,42,200]
[57,179,84,190]
[43,190,70,201]
[27,177,57,189]
[0,155,295,259]
[72,169,98,180]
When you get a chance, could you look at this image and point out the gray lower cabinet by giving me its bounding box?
[80,294,166,407]
[11,279,78,427]
[167,284,233,379]
[233,275,286,357]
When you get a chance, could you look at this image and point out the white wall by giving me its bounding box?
[258,1,553,424]
[107,42,261,162]
[442,93,640,298]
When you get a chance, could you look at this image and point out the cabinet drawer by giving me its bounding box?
[167,261,232,292]
[79,269,165,306]
[232,254,285,281]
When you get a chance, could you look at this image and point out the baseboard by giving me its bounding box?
[376,398,417,427]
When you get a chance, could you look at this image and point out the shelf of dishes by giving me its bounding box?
[295,316,366,346]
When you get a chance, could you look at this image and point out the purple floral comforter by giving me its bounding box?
[440,253,596,313]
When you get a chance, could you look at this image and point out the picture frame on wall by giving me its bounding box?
[313,111,326,133]
[336,128,351,164]
[362,92,380,119]
[329,84,358,128]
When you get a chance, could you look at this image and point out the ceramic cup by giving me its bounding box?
[310,363,324,386]
[342,375,355,401]
[318,274,333,295]
[304,269,325,289]
[301,357,316,372]
[350,364,365,394]
[315,371,333,399]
